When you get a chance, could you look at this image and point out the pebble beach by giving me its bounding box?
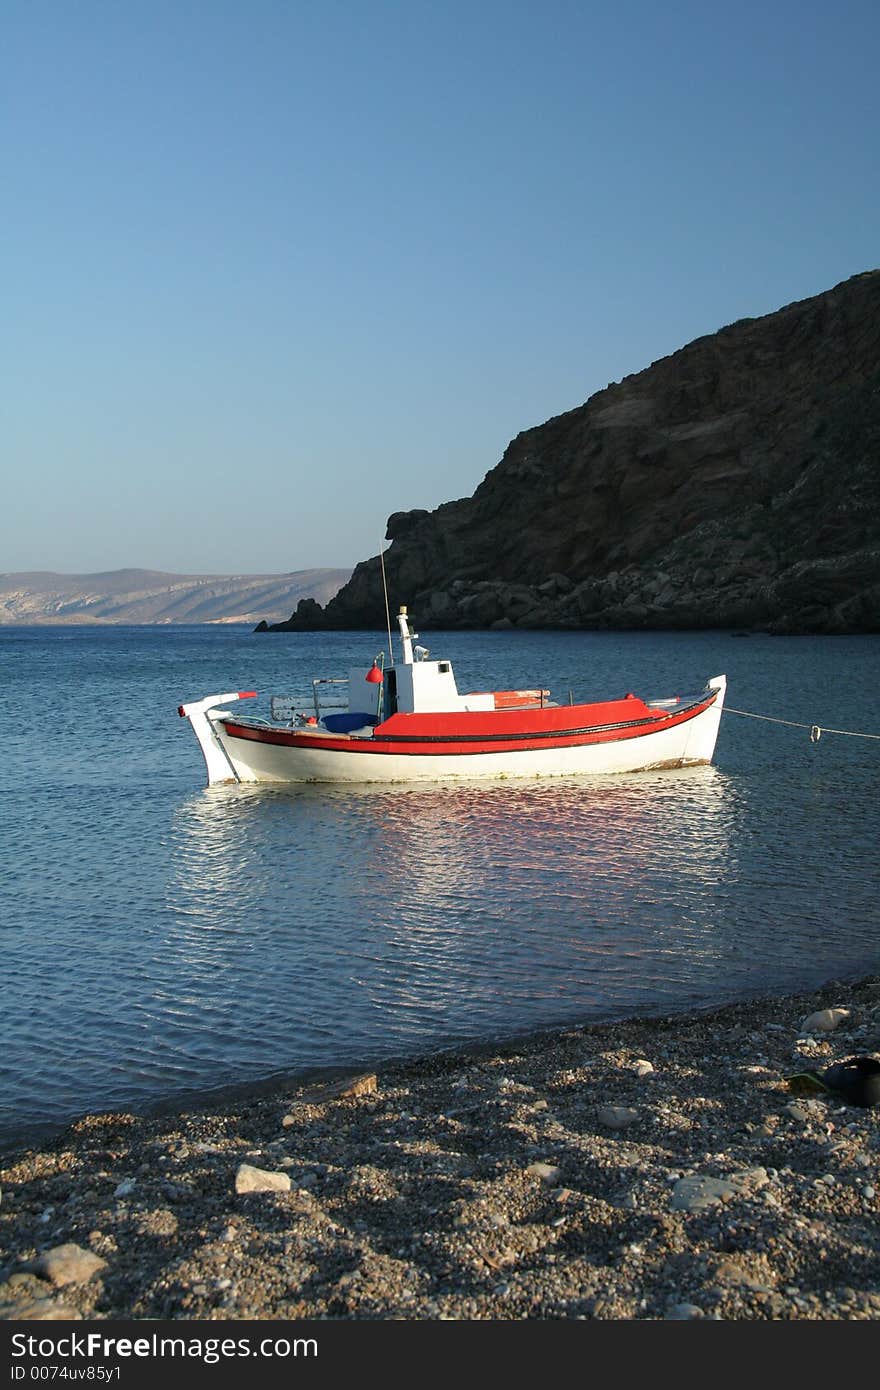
[2,976,879,1323]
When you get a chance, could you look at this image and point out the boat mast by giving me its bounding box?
[397,606,416,665]
[379,544,394,666]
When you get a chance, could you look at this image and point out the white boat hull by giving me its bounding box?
[206,677,725,785]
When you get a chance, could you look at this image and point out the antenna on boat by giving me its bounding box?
[379,543,394,665]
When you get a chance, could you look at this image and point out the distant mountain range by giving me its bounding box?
[0,568,351,625]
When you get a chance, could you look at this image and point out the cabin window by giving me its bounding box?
[439,662,450,673]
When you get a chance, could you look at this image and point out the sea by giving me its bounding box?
[3,622,879,1152]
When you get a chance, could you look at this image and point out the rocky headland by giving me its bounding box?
[264,271,880,636]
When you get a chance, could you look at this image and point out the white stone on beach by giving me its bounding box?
[633,1060,655,1076]
[525,1162,561,1183]
[32,1244,107,1287]
[713,1259,771,1291]
[666,1302,704,1319]
[799,1008,850,1035]
[296,1074,378,1105]
[670,1176,738,1212]
[234,1163,292,1194]
[0,1294,82,1320]
[670,1167,767,1213]
[597,1105,639,1130]
[785,1102,815,1124]
[742,1167,770,1189]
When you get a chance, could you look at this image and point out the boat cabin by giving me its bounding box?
[344,608,548,723]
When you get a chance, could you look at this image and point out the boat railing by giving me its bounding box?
[312,677,349,722]
[267,680,349,725]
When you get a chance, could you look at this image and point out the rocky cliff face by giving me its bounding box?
[269,271,880,635]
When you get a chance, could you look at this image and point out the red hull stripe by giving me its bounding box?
[220,691,717,758]
[376,694,666,739]
[375,713,667,743]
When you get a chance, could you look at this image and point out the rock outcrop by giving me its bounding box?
[265,271,880,634]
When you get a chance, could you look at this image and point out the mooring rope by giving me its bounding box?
[724,706,880,743]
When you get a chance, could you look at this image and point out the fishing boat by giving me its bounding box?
[179,606,726,786]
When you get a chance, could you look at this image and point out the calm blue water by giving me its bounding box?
[2,623,879,1150]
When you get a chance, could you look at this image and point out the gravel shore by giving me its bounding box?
[2,976,879,1322]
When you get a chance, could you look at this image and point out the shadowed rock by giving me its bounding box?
[268,271,880,635]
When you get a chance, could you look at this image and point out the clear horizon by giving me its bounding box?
[4,1,878,575]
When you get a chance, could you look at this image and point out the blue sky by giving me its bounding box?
[3,0,878,575]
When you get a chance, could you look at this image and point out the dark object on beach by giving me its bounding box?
[822,1057,880,1107]
[786,1056,880,1107]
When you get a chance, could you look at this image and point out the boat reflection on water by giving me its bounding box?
[363,763,734,898]
[337,765,741,1030]
[156,765,743,1088]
